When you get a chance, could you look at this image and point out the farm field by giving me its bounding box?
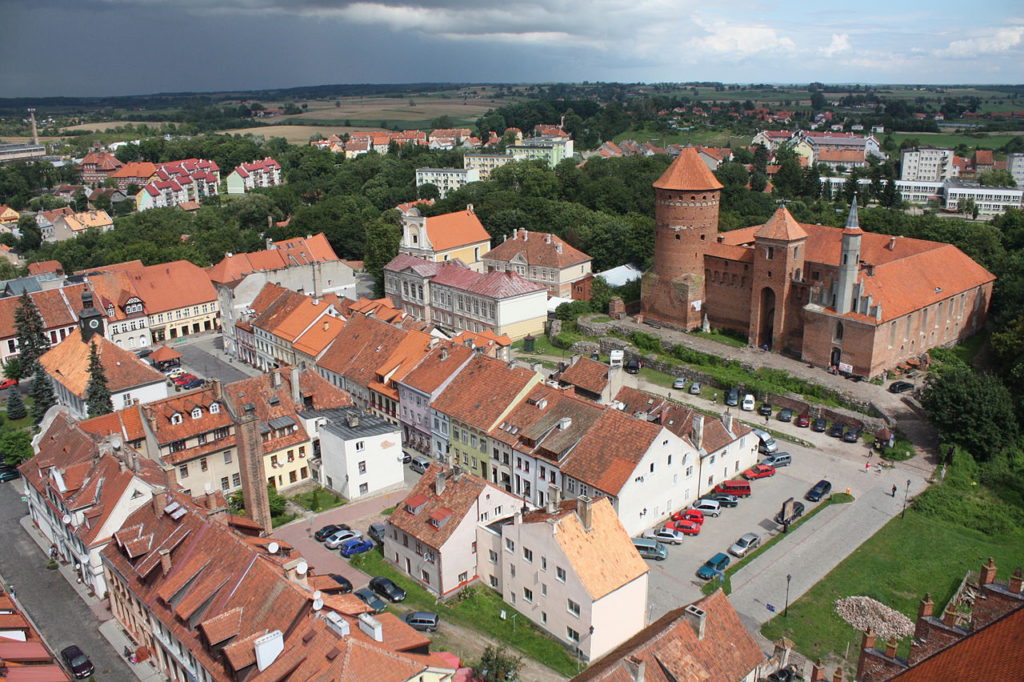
[218,124,384,144]
[889,131,1023,150]
[61,121,170,132]
[613,127,750,147]
[268,94,506,125]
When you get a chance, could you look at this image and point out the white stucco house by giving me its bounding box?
[316,407,405,500]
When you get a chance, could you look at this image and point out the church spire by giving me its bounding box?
[843,195,861,233]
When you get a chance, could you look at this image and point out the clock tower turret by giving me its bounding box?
[79,289,104,343]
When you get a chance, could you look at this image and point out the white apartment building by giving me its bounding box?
[900,147,958,182]
[1008,152,1024,188]
[944,181,1024,216]
[317,408,405,500]
[415,167,480,198]
[463,153,514,180]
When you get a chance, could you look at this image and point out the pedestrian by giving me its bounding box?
[764,414,769,425]
[892,484,898,498]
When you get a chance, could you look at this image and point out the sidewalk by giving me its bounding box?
[19,516,164,682]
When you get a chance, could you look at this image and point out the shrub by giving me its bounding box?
[631,331,662,352]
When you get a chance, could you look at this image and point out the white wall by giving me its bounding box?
[318,421,404,499]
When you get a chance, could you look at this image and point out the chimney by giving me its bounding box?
[941,603,958,627]
[272,370,282,388]
[856,629,876,682]
[862,628,876,651]
[237,411,273,536]
[692,415,704,451]
[346,412,360,429]
[918,593,934,619]
[1009,567,1023,595]
[721,412,733,433]
[979,557,997,586]
[545,233,552,244]
[558,416,572,430]
[546,484,561,513]
[440,347,449,361]
[521,229,528,241]
[884,637,899,658]
[888,236,897,250]
[466,203,474,214]
[159,549,172,576]
[810,660,826,682]
[435,470,446,496]
[682,604,706,640]
[152,489,168,516]
[283,558,309,588]
[211,379,223,401]
[831,670,843,682]
[290,365,301,407]
[357,613,384,642]
[312,260,323,299]
[624,656,645,682]
[577,495,593,532]
[555,242,563,254]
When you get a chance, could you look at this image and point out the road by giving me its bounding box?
[0,480,134,680]
[171,333,259,384]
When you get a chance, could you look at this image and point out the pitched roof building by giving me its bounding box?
[49,210,114,242]
[0,585,72,680]
[397,205,491,270]
[482,229,593,298]
[225,157,283,194]
[79,150,123,184]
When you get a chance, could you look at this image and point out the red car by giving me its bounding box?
[665,518,701,535]
[795,413,811,428]
[0,378,17,390]
[672,508,704,524]
[173,373,197,386]
[743,463,777,480]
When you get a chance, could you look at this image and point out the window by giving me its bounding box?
[567,627,580,643]
[489,575,499,588]
[170,413,183,425]
[505,538,515,553]
[359,482,368,494]
[200,458,208,472]
[541,583,548,596]
[178,465,189,478]
[224,451,232,465]
[220,476,229,490]
[567,599,580,617]
[358,461,367,474]
[232,473,240,487]
[489,550,498,564]
[686,465,694,477]
[523,588,533,603]
[459,571,468,583]
[191,407,202,419]
[541,612,547,624]
[271,455,279,467]
[355,441,364,452]
[523,547,533,563]
[556,566,566,582]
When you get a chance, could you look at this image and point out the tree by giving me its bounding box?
[363,215,402,297]
[85,342,113,416]
[810,91,827,111]
[920,367,1018,459]
[979,169,1016,188]
[3,357,22,382]
[31,365,56,424]
[0,425,33,468]
[268,485,287,517]
[959,197,979,220]
[5,389,26,421]
[13,292,48,376]
[472,645,522,682]
[773,158,804,199]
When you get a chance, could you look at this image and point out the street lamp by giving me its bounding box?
[784,574,792,618]
[901,479,912,519]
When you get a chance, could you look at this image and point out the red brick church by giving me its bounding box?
[641,148,995,378]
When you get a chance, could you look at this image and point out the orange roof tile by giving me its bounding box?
[423,209,491,252]
[398,343,474,394]
[39,329,165,398]
[653,147,723,191]
[560,409,661,495]
[429,354,538,429]
[109,161,157,180]
[755,207,807,241]
[558,356,610,396]
[390,465,503,550]
[484,229,591,269]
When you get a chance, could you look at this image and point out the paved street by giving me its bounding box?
[171,333,260,383]
[0,479,134,680]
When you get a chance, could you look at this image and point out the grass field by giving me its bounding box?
[614,127,750,148]
[218,124,383,144]
[61,121,170,132]
[760,509,1024,666]
[889,131,1023,150]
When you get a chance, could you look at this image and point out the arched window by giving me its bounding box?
[171,413,183,425]
[210,402,220,414]
[834,321,844,342]
[191,407,202,419]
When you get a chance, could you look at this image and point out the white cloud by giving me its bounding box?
[936,26,1024,58]
[686,20,796,60]
[821,33,851,57]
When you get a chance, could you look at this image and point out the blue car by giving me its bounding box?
[697,552,730,580]
[183,378,204,390]
[339,538,374,558]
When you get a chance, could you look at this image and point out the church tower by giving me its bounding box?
[641,148,722,329]
[835,197,862,315]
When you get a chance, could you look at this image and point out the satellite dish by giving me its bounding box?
[312,598,324,611]
[296,560,308,576]
[267,541,280,554]
[61,514,72,524]
[313,590,322,601]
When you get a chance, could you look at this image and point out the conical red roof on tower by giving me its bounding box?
[653,147,724,191]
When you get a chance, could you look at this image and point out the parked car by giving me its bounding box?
[339,538,375,558]
[750,428,778,455]
[314,523,351,542]
[134,348,153,359]
[60,645,94,679]
[806,479,833,502]
[828,422,846,438]
[182,378,204,390]
[760,452,791,468]
[367,522,388,544]
[410,456,432,474]
[728,532,761,558]
[326,573,353,593]
[404,612,440,632]
[713,480,752,497]
[172,373,197,386]
[812,417,828,432]
[672,377,687,390]
[774,501,806,525]
[842,426,863,443]
[742,463,776,480]
[708,492,739,507]
[689,381,702,395]
[671,508,704,525]
[0,378,17,390]
[690,499,722,517]
[777,408,794,422]
[0,467,20,483]
[795,413,811,428]
[665,518,701,535]
[354,588,387,613]
[369,576,407,602]
[725,388,740,406]
[889,381,915,394]
[767,667,796,682]
[324,529,363,549]
[624,359,641,374]
[643,527,685,545]
[696,552,731,580]
[758,403,773,417]
[741,394,755,411]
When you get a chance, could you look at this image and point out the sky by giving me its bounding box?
[1,0,1022,97]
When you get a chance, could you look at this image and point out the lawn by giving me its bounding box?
[511,333,571,358]
[289,486,346,512]
[692,329,748,349]
[889,131,1022,151]
[760,509,1024,665]
[351,549,578,676]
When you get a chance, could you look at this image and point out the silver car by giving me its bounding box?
[325,529,363,549]
[643,527,685,545]
[672,377,686,390]
[689,381,702,395]
[729,532,761,558]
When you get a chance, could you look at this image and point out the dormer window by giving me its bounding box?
[170,413,183,425]
[209,402,220,414]
[106,305,114,317]
[404,493,429,515]
[191,407,202,419]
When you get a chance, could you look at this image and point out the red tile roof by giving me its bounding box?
[560,409,661,495]
[558,356,610,395]
[429,354,538,429]
[39,329,165,398]
[653,147,723,191]
[0,283,87,339]
[755,207,808,241]
[484,229,591,269]
[397,343,474,394]
[422,209,491,252]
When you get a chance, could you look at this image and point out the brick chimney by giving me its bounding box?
[831,670,843,682]
[577,495,593,532]
[159,549,172,576]
[913,593,934,643]
[917,593,934,619]
[1010,567,1023,595]
[810,660,826,682]
[237,410,273,536]
[152,489,168,516]
[856,628,876,681]
[941,603,958,627]
[884,637,899,658]
[979,557,997,586]
[290,365,301,407]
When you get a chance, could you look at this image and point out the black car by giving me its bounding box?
[828,422,845,438]
[777,408,794,422]
[134,348,153,359]
[327,573,353,593]
[889,381,914,394]
[369,576,407,602]
[768,667,796,682]
[812,417,827,432]
[368,522,388,543]
[806,479,833,502]
[774,501,805,525]
[708,492,739,508]
[624,359,641,374]
[758,403,773,417]
[842,426,862,443]
[314,524,351,542]
[0,466,20,483]
[725,388,740,406]
[61,645,94,679]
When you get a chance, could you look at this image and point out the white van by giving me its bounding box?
[741,394,755,411]
[409,456,432,474]
[750,427,778,455]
